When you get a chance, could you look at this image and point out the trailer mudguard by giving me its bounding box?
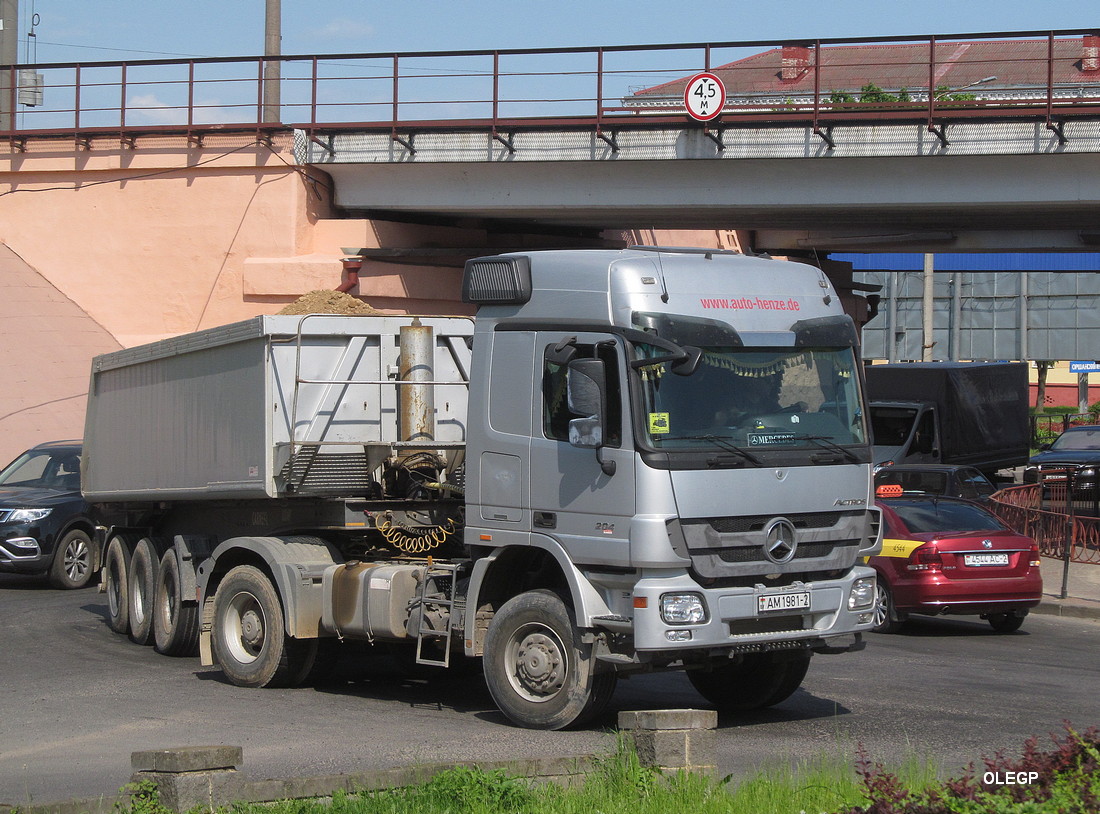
[197,536,341,638]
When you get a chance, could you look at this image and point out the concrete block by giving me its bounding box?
[131,745,242,774]
[618,708,718,778]
[130,768,242,813]
[618,708,718,732]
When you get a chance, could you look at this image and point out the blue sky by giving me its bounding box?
[13,1,1100,64]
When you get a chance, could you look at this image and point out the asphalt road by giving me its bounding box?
[1,572,1098,806]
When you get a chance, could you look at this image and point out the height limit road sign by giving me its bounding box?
[684,72,725,121]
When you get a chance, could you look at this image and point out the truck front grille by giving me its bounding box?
[682,510,871,581]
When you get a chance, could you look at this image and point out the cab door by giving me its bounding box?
[528,332,635,566]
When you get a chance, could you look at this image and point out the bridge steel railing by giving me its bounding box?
[1,28,1099,150]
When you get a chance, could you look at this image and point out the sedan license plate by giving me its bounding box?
[757,591,810,614]
[963,552,1010,567]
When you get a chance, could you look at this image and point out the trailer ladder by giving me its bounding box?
[415,562,460,667]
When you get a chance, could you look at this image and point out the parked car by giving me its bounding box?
[874,463,998,502]
[1024,424,1100,499]
[0,441,96,589]
[869,492,1042,634]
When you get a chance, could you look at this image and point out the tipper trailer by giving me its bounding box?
[83,247,882,729]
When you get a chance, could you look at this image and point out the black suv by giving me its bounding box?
[0,441,96,589]
[1024,425,1100,502]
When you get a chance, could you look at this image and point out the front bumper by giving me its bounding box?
[0,529,50,573]
[630,566,878,652]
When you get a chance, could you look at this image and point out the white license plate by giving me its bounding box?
[757,591,810,614]
[964,552,1010,567]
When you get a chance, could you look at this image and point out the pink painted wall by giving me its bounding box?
[0,132,746,462]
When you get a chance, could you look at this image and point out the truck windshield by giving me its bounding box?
[636,346,866,452]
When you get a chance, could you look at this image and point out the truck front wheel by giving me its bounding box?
[483,589,616,730]
[211,565,317,688]
[688,650,811,712]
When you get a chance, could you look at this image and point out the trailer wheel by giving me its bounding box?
[153,549,199,656]
[48,529,94,590]
[127,538,160,645]
[104,535,131,635]
[689,651,811,713]
[211,565,316,688]
[483,589,617,730]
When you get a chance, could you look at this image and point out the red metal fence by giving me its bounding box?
[1,28,1098,148]
[1031,412,1098,447]
[989,483,1100,564]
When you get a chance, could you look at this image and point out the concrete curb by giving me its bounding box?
[1032,598,1100,621]
[1,753,605,814]
[3,710,724,813]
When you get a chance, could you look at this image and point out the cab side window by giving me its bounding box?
[542,342,622,446]
[913,411,936,455]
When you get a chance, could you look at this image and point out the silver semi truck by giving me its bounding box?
[82,247,882,730]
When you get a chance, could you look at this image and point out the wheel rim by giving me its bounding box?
[107,553,122,616]
[504,621,569,703]
[158,569,177,628]
[63,537,89,582]
[871,583,890,628]
[132,569,148,623]
[223,591,267,665]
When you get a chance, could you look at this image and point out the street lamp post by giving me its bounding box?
[262,0,281,123]
[0,0,16,131]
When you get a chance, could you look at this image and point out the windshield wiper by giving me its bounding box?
[790,435,861,464]
[660,435,764,466]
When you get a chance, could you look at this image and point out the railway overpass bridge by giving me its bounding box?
[4,29,1100,254]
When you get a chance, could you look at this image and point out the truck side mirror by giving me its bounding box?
[566,358,616,476]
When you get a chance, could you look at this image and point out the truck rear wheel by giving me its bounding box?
[153,549,199,656]
[211,565,318,688]
[127,538,160,645]
[104,535,131,635]
[483,589,617,730]
[688,650,811,712]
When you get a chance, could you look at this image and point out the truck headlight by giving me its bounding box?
[660,593,707,624]
[848,577,876,611]
[6,508,52,523]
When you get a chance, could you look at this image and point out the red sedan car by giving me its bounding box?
[870,489,1043,633]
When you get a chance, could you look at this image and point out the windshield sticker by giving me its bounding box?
[649,412,670,434]
[748,431,797,446]
[700,297,801,311]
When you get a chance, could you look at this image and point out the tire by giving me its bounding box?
[104,535,131,634]
[871,580,903,634]
[153,549,200,656]
[296,637,340,686]
[48,529,95,590]
[483,589,617,730]
[127,538,160,645]
[211,565,318,688]
[688,650,812,712]
[987,612,1026,633]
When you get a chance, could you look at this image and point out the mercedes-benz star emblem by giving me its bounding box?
[764,518,798,564]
